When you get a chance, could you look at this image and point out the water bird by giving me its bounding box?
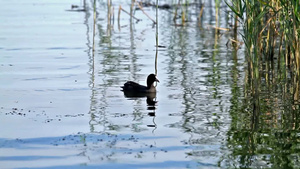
[121,74,159,93]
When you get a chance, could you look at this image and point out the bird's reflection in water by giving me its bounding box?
[122,91,157,130]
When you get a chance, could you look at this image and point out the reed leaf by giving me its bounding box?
[224,0,243,19]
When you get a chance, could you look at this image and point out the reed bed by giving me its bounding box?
[226,0,300,76]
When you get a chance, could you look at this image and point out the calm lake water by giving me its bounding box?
[1,0,299,168]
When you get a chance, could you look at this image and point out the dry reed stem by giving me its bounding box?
[119,5,141,21]
[208,25,230,31]
[198,4,204,27]
[181,10,185,25]
[257,17,273,52]
[118,5,121,30]
[135,1,156,24]
[292,14,300,75]
[229,38,243,45]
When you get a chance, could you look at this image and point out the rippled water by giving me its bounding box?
[1,0,299,168]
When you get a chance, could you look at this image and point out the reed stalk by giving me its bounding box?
[118,5,121,30]
[130,0,134,23]
[135,1,156,24]
[215,0,220,27]
[198,4,204,27]
[155,0,158,76]
[181,9,185,25]
[119,5,141,22]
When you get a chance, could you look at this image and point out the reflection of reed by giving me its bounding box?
[107,0,113,36]
[89,0,111,133]
[224,44,300,168]
[92,0,96,88]
[80,0,99,132]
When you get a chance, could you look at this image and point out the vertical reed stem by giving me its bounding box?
[198,4,204,27]
[155,0,158,76]
[118,5,121,31]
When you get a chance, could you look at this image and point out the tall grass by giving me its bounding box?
[226,0,300,78]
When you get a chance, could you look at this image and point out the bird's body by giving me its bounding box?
[122,81,156,92]
[121,74,159,93]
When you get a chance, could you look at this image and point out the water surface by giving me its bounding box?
[0,0,299,168]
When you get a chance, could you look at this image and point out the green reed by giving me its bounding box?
[226,0,300,77]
